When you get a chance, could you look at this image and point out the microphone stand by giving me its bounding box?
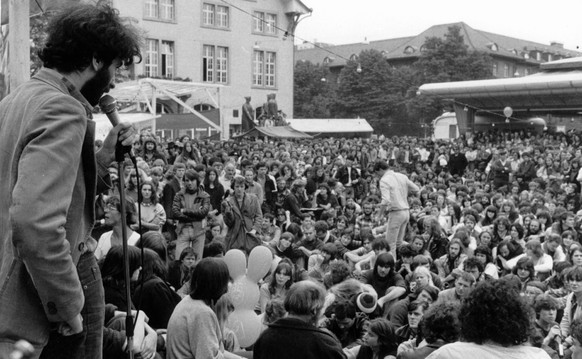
[114,142,136,359]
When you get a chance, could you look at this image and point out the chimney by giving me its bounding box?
[550,41,564,48]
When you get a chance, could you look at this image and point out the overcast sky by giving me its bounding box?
[294,0,582,51]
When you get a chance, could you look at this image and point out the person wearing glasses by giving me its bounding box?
[94,196,140,261]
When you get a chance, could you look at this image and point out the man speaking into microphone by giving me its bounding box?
[0,3,141,359]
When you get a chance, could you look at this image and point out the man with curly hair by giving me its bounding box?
[426,280,550,358]
[0,3,141,358]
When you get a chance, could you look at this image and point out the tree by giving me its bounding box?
[335,49,394,121]
[404,25,494,129]
[293,60,336,118]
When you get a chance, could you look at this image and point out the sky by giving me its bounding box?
[294,0,582,51]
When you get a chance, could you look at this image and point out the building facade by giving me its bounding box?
[112,0,310,134]
[295,22,582,82]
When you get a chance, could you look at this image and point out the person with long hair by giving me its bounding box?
[133,181,166,233]
[474,245,499,279]
[343,318,398,359]
[100,246,142,312]
[561,267,582,342]
[167,258,244,359]
[167,247,197,292]
[525,239,553,281]
[420,216,448,261]
[428,280,549,358]
[258,261,294,313]
[204,168,226,215]
[133,249,181,329]
[361,253,407,314]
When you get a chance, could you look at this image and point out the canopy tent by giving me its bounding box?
[234,126,312,139]
[418,57,582,112]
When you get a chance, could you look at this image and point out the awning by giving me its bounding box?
[234,126,313,139]
[418,69,582,111]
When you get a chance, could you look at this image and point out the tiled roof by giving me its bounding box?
[296,22,582,66]
[295,37,413,67]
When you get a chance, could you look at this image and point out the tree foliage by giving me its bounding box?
[293,60,337,118]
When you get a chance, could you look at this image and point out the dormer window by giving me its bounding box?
[511,49,518,55]
[349,54,358,61]
[523,52,530,59]
[323,56,334,64]
[487,43,498,51]
[403,46,416,54]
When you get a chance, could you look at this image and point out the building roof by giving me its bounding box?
[295,37,412,67]
[109,78,222,103]
[287,118,373,133]
[235,126,313,139]
[295,22,582,66]
[418,57,582,111]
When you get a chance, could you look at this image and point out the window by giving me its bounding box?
[202,3,230,28]
[145,0,175,21]
[145,39,174,78]
[503,64,509,77]
[161,41,174,78]
[145,39,159,77]
[160,0,175,20]
[253,11,277,35]
[203,45,229,84]
[492,63,498,76]
[253,50,276,87]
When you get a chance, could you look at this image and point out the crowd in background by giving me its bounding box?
[92,127,582,358]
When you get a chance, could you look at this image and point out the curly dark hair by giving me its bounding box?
[460,280,532,346]
[39,3,142,72]
[421,302,461,344]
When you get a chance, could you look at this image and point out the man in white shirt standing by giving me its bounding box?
[374,160,419,260]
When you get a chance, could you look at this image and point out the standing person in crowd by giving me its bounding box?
[162,162,186,241]
[374,160,420,259]
[172,170,210,260]
[254,281,345,359]
[166,258,244,359]
[222,176,263,254]
[204,168,226,215]
[0,3,140,357]
[489,148,512,190]
[133,181,166,233]
[427,280,551,359]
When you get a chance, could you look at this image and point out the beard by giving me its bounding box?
[81,65,113,106]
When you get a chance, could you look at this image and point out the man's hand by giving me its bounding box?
[58,314,83,336]
[98,123,138,164]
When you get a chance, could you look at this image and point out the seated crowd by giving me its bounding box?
[92,128,582,358]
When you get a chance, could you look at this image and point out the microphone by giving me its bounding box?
[98,94,134,161]
[99,94,120,126]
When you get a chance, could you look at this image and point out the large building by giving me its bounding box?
[110,0,310,138]
[295,22,582,82]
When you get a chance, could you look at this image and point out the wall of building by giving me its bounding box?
[113,0,297,128]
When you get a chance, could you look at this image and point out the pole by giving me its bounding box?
[8,0,29,91]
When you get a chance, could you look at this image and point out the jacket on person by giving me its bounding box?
[254,317,345,359]
[172,187,210,233]
[0,68,109,349]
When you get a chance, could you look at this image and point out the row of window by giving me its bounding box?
[144,39,277,88]
[144,0,278,36]
[492,62,532,78]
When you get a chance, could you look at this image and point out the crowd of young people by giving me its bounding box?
[93,127,582,358]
